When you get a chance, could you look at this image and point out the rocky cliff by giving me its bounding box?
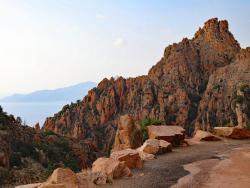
[195,48,250,130]
[43,18,248,163]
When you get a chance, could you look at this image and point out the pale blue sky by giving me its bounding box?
[0,0,249,97]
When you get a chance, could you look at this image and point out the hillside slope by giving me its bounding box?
[0,107,97,186]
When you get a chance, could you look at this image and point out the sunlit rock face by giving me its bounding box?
[43,18,248,162]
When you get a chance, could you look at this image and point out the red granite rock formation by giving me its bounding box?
[43,18,247,166]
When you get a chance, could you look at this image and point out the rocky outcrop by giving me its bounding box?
[43,168,78,188]
[38,18,250,179]
[113,115,143,150]
[110,149,143,169]
[193,130,221,141]
[18,168,96,188]
[147,125,185,146]
[137,150,155,161]
[214,127,250,139]
[138,139,172,155]
[195,48,250,131]
[35,123,41,132]
[158,140,173,154]
[91,157,131,184]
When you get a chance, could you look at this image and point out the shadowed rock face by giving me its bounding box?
[43,18,246,162]
[195,48,250,130]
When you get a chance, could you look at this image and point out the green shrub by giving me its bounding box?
[140,118,162,141]
[140,118,162,127]
[37,137,80,173]
[11,140,37,159]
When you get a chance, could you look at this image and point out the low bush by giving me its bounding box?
[140,118,162,141]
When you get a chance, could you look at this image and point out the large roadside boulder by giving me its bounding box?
[193,130,221,141]
[139,139,159,154]
[158,140,172,154]
[214,127,250,139]
[91,157,131,185]
[214,127,234,137]
[44,168,78,188]
[147,125,185,146]
[139,139,172,154]
[137,150,155,161]
[76,172,96,188]
[113,115,143,150]
[110,149,143,169]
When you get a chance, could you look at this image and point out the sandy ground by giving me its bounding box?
[101,139,250,188]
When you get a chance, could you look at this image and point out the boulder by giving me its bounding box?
[193,130,221,141]
[113,115,143,150]
[214,127,234,137]
[214,127,250,139]
[45,168,78,188]
[91,157,131,184]
[158,139,172,154]
[137,150,155,161]
[147,125,185,146]
[139,139,159,154]
[138,139,172,156]
[76,172,96,188]
[110,149,143,169]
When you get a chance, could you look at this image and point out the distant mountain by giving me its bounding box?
[0,82,97,103]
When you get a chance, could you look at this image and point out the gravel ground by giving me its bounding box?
[101,139,250,188]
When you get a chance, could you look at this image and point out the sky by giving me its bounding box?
[0,0,249,98]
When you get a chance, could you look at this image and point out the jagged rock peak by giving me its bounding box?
[194,18,228,37]
[194,18,240,47]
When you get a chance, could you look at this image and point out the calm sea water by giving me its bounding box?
[0,102,68,126]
